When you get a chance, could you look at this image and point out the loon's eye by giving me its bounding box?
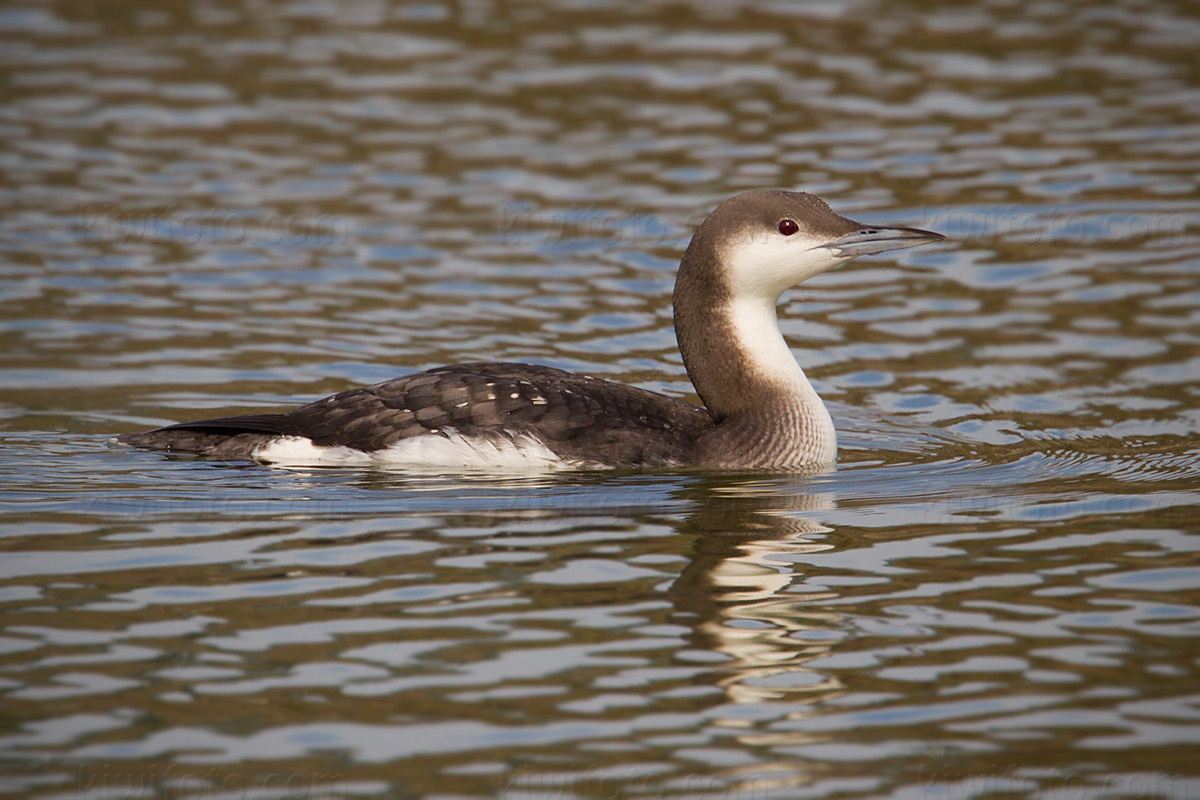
[778,219,799,236]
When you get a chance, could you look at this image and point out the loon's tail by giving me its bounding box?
[115,414,300,460]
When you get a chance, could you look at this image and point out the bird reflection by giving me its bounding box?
[251,466,851,714]
[670,474,845,708]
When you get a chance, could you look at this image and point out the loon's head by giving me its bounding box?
[690,189,944,302]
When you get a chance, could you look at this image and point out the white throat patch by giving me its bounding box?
[719,228,847,303]
[726,295,808,389]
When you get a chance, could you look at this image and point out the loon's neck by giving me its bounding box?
[672,237,836,467]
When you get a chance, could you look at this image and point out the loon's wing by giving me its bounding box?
[289,363,713,463]
[151,414,303,436]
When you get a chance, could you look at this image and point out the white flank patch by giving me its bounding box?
[252,431,571,471]
[251,436,371,466]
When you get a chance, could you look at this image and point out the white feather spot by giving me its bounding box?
[531,396,547,405]
[509,392,520,399]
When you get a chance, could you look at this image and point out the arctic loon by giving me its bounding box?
[117,190,943,470]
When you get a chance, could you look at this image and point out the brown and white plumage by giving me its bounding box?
[119,363,714,467]
[116,190,943,470]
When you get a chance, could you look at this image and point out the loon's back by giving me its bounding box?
[117,363,715,468]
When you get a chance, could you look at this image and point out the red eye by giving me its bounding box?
[778,219,799,236]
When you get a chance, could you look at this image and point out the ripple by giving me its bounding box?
[2,0,1199,797]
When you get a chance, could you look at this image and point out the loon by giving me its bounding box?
[117,190,943,470]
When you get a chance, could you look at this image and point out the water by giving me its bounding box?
[2,0,1199,798]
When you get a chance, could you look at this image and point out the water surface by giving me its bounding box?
[2,0,1199,798]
